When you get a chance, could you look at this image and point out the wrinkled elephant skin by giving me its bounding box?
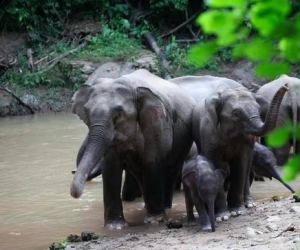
[172,75,288,218]
[70,69,195,228]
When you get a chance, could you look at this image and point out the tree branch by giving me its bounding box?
[0,87,35,114]
[159,10,202,39]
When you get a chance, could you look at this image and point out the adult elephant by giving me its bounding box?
[70,69,195,228]
[257,74,300,165]
[170,76,288,220]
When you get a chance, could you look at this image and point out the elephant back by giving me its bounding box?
[170,75,244,102]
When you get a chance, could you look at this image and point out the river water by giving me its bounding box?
[0,112,299,250]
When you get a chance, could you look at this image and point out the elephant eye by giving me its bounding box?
[232,110,240,117]
[112,106,125,124]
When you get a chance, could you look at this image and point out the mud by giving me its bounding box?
[56,198,300,250]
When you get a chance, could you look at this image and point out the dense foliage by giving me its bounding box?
[189,0,300,186]
[0,0,203,42]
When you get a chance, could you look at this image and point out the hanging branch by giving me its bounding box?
[159,10,202,39]
[143,31,171,80]
[0,87,35,114]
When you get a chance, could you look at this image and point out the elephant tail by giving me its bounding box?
[207,200,216,232]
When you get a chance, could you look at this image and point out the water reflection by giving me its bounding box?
[0,112,299,250]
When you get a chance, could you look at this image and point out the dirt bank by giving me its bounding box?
[60,198,300,250]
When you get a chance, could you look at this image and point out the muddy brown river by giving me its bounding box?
[0,112,299,250]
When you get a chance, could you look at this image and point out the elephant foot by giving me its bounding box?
[215,210,230,222]
[229,205,245,217]
[105,219,129,229]
[200,222,212,232]
[244,195,256,208]
[186,215,197,227]
[144,213,167,224]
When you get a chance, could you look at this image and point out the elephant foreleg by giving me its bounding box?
[183,183,196,226]
[215,189,230,222]
[102,152,127,229]
[191,190,211,231]
[227,146,252,216]
[143,163,166,224]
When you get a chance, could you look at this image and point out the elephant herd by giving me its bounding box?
[70,69,300,232]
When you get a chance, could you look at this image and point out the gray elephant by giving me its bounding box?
[70,69,196,228]
[251,142,295,193]
[182,154,227,232]
[257,74,300,165]
[170,76,288,220]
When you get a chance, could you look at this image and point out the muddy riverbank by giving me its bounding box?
[61,197,300,250]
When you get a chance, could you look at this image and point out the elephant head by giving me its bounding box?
[204,84,289,139]
[70,76,170,198]
[252,142,295,193]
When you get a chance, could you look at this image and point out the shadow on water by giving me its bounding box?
[0,112,299,250]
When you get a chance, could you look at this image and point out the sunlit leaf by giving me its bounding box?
[207,0,246,8]
[282,155,300,182]
[232,43,247,58]
[197,10,241,35]
[243,38,276,61]
[249,0,290,36]
[254,62,290,79]
[188,41,217,67]
[279,38,300,63]
[266,122,292,147]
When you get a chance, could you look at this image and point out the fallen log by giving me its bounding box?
[0,87,35,114]
[44,41,87,72]
[143,32,171,80]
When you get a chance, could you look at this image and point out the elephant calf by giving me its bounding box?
[182,155,227,232]
[251,142,295,193]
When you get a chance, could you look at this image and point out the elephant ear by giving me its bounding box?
[253,93,270,120]
[137,87,172,159]
[204,92,221,129]
[71,84,91,121]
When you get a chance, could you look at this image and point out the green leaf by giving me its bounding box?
[266,122,292,147]
[206,0,246,8]
[282,155,300,182]
[197,10,241,35]
[246,38,276,61]
[279,38,300,62]
[232,43,247,58]
[254,62,290,79]
[188,41,217,67]
[249,0,291,36]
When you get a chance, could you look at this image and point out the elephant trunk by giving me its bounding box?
[70,124,112,198]
[271,167,295,193]
[247,83,289,136]
[76,134,89,167]
[207,198,216,232]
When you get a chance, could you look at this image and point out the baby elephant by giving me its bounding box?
[182,155,227,232]
[251,142,295,193]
